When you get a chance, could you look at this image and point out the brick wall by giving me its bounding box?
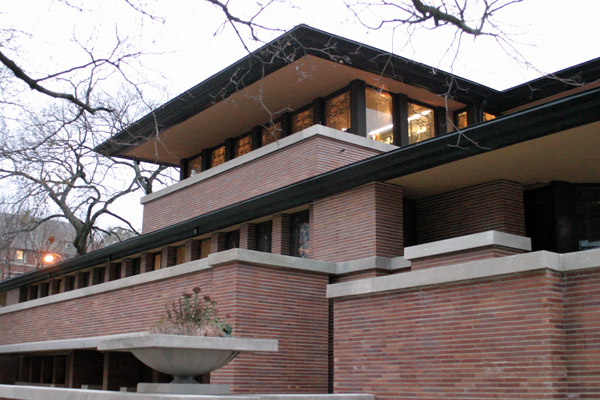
[210,263,329,393]
[333,269,568,399]
[142,135,381,233]
[312,182,403,262]
[0,261,329,394]
[417,180,525,244]
[564,267,600,397]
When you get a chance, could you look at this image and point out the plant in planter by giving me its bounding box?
[152,287,232,337]
[98,287,277,394]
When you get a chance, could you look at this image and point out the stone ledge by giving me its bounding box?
[97,334,278,353]
[0,385,375,400]
[209,249,337,274]
[403,231,532,260]
[0,333,148,354]
[141,124,396,204]
[336,256,410,274]
[327,248,600,299]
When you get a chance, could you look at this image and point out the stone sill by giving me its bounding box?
[140,124,397,204]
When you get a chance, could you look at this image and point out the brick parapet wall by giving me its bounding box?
[333,269,568,399]
[564,267,600,397]
[142,135,382,233]
[312,182,403,262]
[0,261,329,394]
[211,262,329,393]
[416,180,525,243]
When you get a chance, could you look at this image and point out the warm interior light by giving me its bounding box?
[43,254,55,264]
[368,124,394,137]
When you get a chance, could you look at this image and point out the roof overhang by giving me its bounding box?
[120,55,466,165]
[3,86,600,292]
[95,25,498,163]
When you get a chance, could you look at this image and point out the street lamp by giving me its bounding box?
[42,253,63,265]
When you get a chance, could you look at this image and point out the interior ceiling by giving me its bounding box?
[124,55,465,164]
[389,121,600,198]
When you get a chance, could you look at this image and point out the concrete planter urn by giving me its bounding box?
[98,333,278,394]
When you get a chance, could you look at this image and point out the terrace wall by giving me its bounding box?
[331,254,600,399]
[0,258,329,394]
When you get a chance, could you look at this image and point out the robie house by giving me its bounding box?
[0,25,599,399]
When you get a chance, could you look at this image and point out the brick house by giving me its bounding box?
[0,215,76,282]
[0,25,599,399]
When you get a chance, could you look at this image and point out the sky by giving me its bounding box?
[2,0,600,231]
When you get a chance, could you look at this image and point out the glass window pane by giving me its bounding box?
[291,108,314,133]
[235,135,252,157]
[153,253,162,271]
[576,187,600,250]
[325,91,350,132]
[262,122,282,145]
[211,145,226,168]
[256,221,272,253]
[200,239,211,259]
[188,155,202,177]
[408,103,434,144]
[366,87,393,144]
[226,230,240,250]
[483,112,496,122]
[456,111,468,129]
[290,211,310,258]
[175,245,186,265]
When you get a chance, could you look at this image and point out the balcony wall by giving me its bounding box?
[141,126,394,233]
[0,251,330,394]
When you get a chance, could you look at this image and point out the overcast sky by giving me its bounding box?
[2,0,599,231]
[5,0,600,95]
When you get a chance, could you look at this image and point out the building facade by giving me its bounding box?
[0,26,599,399]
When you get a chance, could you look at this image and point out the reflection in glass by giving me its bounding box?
[408,103,434,144]
[188,155,202,177]
[290,211,310,258]
[256,221,272,253]
[325,91,350,132]
[291,108,314,133]
[366,88,393,144]
[262,122,282,145]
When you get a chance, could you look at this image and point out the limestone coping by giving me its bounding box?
[327,247,600,299]
[403,230,532,260]
[0,249,392,315]
[0,332,277,355]
[0,333,147,354]
[97,334,278,352]
[0,385,375,400]
[140,124,397,204]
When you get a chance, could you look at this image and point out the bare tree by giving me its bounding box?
[0,91,173,256]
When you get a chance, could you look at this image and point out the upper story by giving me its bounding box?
[95,25,600,234]
[1,25,599,307]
